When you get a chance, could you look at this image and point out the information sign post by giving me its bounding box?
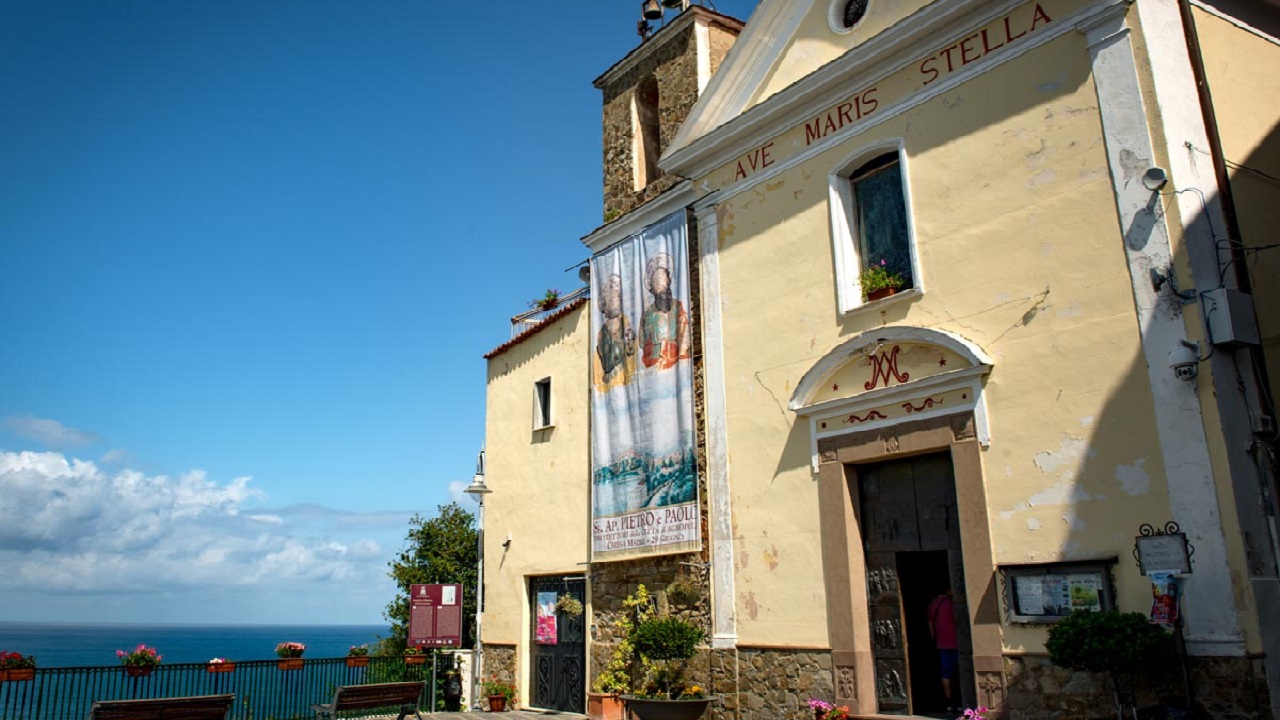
[408,583,464,649]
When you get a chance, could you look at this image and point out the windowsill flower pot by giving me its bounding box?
[859,260,905,303]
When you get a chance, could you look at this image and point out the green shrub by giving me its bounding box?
[1046,610,1171,675]
[633,616,703,662]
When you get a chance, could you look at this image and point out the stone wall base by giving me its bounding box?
[482,643,518,705]
[652,647,1272,720]
[1006,654,1272,720]
[706,646,834,720]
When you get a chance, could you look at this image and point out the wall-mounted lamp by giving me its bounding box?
[1142,167,1169,192]
[1169,340,1200,381]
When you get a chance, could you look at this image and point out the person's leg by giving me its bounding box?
[939,649,959,712]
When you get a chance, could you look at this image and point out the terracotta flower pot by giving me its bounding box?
[207,663,236,674]
[404,655,426,665]
[6,668,33,682]
[125,666,154,678]
[488,695,508,712]
[588,692,627,720]
[866,287,897,302]
[345,656,369,668]
[277,658,304,671]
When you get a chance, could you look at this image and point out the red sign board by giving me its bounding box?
[408,583,464,648]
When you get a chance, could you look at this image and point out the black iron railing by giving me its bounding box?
[0,657,443,720]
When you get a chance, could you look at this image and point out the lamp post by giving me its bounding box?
[463,449,491,711]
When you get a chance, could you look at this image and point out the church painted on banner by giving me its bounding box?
[477,1,1280,719]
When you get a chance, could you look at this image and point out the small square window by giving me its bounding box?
[829,144,920,313]
[533,377,552,430]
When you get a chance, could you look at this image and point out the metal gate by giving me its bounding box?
[528,575,585,713]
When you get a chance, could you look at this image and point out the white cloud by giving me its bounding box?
[0,451,403,610]
[3,415,97,449]
[447,480,469,503]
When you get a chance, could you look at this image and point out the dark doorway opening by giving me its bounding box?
[899,549,952,717]
[858,452,974,716]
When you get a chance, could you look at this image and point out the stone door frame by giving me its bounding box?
[816,413,1005,716]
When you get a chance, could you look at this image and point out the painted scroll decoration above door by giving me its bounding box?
[789,327,994,471]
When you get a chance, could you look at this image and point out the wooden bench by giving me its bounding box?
[89,694,235,720]
[311,681,426,720]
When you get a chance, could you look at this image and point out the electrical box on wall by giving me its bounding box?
[1203,288,1260,347]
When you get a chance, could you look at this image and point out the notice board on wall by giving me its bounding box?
[408,583,463,648]
[1000,560,1116,624]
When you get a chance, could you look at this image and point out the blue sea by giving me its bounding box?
[0,622,389,668]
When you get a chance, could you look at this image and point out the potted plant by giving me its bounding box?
[1046,610,1173,720]
[591,585,654,720]
[623,614,710,720]
[859,259,905,301]
[206,657,236,674]
[403,645,426,665]
[0,651,36,682]
[117,644,162,678]
[529,288,561,312]
[481,677,517,712]
[346,644,370,668]
[806,699,851,720]
[275,641,306,670]
[556,593,584,618]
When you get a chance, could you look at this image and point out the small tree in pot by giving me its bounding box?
[1046,610,1173,720]
[624,614,710,720]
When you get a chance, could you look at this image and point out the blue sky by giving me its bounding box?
[0,0,758,625]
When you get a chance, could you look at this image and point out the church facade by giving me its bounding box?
[480,2,1280,718]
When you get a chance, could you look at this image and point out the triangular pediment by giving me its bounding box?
[664,0,938,161]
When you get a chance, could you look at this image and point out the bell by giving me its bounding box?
[661,0,686,8]
[642,0,663,20]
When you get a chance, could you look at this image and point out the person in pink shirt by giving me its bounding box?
[928,588,959,712]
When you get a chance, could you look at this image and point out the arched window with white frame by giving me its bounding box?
[828,140,921,313]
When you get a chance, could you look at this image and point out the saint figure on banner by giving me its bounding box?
[595,273,636,389]
[640,253,691,370]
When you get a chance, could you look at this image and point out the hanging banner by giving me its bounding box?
[590,211,700,561]
[535,591,558,644]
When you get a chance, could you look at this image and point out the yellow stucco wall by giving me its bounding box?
[482,307,592,648]
[705,30,1176,650]
[751,0,934,106]
[1192,6,1280,410]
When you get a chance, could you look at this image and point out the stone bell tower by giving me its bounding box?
[593,4,743,222]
